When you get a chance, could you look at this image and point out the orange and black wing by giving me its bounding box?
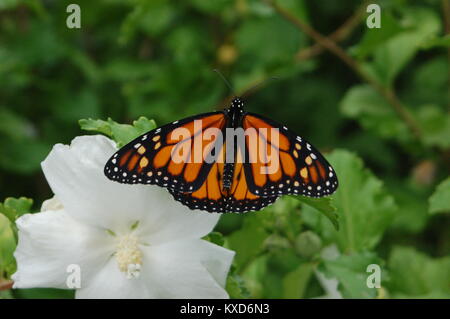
[242,113,338,198]
[224,145,279,212]
[168,140,279,213]
[104,112,226,193]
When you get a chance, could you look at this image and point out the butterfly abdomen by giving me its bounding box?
[223,162,234,190]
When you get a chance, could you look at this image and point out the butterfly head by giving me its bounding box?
[231,97,244,111]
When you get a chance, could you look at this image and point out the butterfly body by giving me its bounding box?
[104,97,338,213]
[226,97,245,127]
[222,98,245,190]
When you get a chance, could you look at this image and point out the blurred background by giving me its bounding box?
[0,0,449,298]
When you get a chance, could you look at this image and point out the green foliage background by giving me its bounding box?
[1,0,450,299]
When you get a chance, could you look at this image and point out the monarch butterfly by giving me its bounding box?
[104,97,338,213]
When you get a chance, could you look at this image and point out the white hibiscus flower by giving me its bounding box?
[12,135,234,299]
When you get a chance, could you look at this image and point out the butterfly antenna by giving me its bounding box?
[241,76,279,99]
[213,69,234,94]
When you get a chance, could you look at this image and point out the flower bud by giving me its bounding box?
[294,231,322,258]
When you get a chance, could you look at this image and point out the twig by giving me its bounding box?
[218,3,367,106]
[268,0,423,140]
[0,280,13,291]
[296,1,368,61]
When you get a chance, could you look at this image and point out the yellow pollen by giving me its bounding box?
[115,234,143,279]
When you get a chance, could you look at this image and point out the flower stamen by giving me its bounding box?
[115,234,143,279]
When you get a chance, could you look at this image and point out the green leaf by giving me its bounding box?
[367,32,423,85]
[108,121,145,147]
[0,214,17,278]
[388,180,429,233]
[203,231,225,247]
[78,118,112,136]
[0,289,13,299]
[0,0,19,10]
[322,150,396,253]
[132,117,157,135]
[429,177,450,214]
[0,197,33,223]
[0,109,51,174]
[13,288,75,299]
[79,117,157,147]
[293,196,339,230]
[364,7,441,85]
[240,255,268,298]
[0,109,34,140]
[226,213,270,271]
[406,57,449,108]
[120,0,175,45]
[416,105,450,149]
[320,251,383,298]
[340,85,410,141]
[282,262,314,298]
[276,0,310,24]
[236,15,304,67]
[189,0,233,14]
[53,89,100,123]
[386,246,450,298]
[3,197,33,216]
[226,266,251,299]
[352,11,403,59]
[421,35,450,49]
[0,138,50,174]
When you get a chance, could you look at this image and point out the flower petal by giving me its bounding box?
[41,196,63,212]
[135,204,221,245]
[139,239,234,298]
[42,135,220,239]
[12,210,113,289]
[75,258,156,299]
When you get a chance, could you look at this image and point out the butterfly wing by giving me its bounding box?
[104,112,227,193]
[242,112,338,198]
[224,144,279,212]
[168,138,279,213]
[105,108,336,213]
[168,141,227,212]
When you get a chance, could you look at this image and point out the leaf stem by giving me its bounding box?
[296,1,369,61]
